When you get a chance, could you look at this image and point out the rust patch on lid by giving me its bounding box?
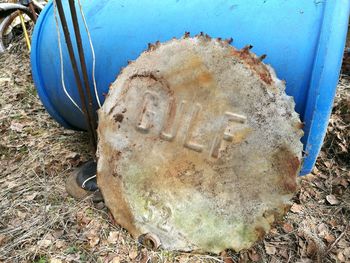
[230,48,273,85]
[273,146,301,193]
[96,135,139,237]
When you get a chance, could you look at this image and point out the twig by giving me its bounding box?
[326,222,349,254]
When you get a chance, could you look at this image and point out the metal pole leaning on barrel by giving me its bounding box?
[67,0,97,138]
[55,0,97,152]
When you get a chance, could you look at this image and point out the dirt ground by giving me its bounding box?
[0,30,349,263]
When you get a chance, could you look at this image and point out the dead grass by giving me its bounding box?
[0,35,349,263]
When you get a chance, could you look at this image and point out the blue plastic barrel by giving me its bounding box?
[30,0,350,175]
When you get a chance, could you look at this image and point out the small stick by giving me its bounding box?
[326,223,349,254]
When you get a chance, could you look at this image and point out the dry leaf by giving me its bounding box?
[0,234,6,246]
[295,259,314,263]
[264,242,276,255]
[10,121,24,132]
[140,250,151,263]
[50,258,62,263]
[324,233,335,243]
[110,257,121,263]
[282,223,294,233]
[65,152,81,166]
[306,240,317,257]
[107,231,119,244]
[248,249,260,262]
[17,210,26,219]
[66,152,80,160]
[37,239,52,248]
[269,256,279,263]
[223,257,234,263]
[53,230,64,239]
[55,240,66,249]
[313,180,324,190]
[312,166,319,175]
[328,219,338,228]
[279,248,289,259]
[339,143,347,152]
[76,211,91,225]
[178,256,190,263]
[24,193,37,201]
[129,249,138,260]
[89,236,100,248]
[290,203,303,213]
[270,228,279,236]
[343,247,350,257]
[239,252,249,263]
[326,194,340,205]
[0,77,11,83]
[339,178,349,188]
[221,250,234,263]
[338,239,348,249]
[337,251,346,262]
[324,161,332,168]
[95,201,105,210]
[317,223,328,237]
[65,254,81,262]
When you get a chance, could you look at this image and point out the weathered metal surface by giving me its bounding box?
[97,35,304,253]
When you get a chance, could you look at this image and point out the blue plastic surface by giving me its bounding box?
[30,0,350,175]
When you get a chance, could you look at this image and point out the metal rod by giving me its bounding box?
[55,0,97,152]
[67,0,97,136]
[28,2,37,22]
[19,11,31,52]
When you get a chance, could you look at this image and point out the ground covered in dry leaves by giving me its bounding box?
[0,38,349,263]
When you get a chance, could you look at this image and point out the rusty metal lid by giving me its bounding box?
[97,35,303,253]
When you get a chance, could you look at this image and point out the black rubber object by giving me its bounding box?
[75,160,98,191]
